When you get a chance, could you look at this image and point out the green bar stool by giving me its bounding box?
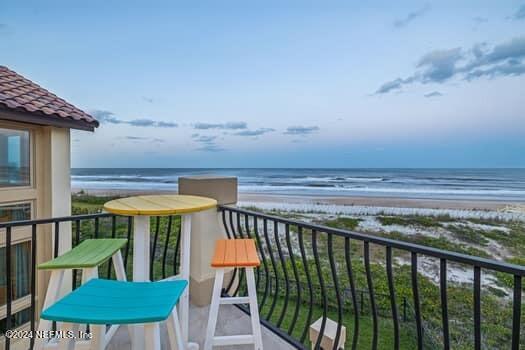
[41,278,188,350]
[36,239,128,349]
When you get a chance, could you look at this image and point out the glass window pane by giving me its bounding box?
[0,128,30,187]
[0,307,31,336]
[0,203,31,223]
[0,241,32,307]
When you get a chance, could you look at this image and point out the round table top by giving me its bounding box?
[103,195,217,216]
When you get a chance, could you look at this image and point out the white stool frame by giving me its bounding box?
[205,267,263,350]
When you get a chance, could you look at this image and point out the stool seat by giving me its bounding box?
[211,239,260,268]
[38,239,127,270]
[41,278,188,325]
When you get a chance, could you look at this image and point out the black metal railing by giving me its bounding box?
[2,207,525,349]
[219,205,525,350]
[0,212,182,350]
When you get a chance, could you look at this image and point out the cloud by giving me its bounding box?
[393,4,430,28]
[375,36,525,94]
[193,122,247,130]
[233,128,275,137]
[473,16,488,24]
[142,96,154,103]
[90,110,178,128]
[512,4,525,20]
[424,91,443,98]
[123,136,165,143]
[191,134,224,152]
[284,126,320,135]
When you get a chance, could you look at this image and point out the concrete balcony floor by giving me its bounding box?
[107,303,294,350]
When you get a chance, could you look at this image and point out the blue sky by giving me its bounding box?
[1,1,524,168]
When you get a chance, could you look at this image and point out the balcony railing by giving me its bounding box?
[218,205,525,350]
[1,206,525,349]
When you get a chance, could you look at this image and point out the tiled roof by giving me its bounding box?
[0,66,98,130]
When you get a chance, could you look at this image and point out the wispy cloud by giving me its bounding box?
[191,134,224,152]
[473,16,488,24]
[375,36,525,94]
[284,126,320,136]
[142,96,154,103]
[232,128,275,137]
[393,4,430,28]
[91,110,178,128]
[193,122,247,130]
[123,136,165,143]
[512,4,525,20]
[424,91,443,98]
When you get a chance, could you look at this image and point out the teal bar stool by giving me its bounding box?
[41,278,188,350]
[36,239,128,349]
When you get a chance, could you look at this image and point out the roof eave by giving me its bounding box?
[0,107,98,132]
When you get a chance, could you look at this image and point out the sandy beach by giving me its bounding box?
[73,187,524,211]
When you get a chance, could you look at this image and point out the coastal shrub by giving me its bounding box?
[377,215,447,228]
[322,217,361,230]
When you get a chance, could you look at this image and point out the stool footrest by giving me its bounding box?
[220,296,250,304]
[213,335,255,346]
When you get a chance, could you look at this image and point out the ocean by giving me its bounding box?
[71,168,525,201]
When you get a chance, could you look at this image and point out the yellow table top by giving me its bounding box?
[103,195,217,216]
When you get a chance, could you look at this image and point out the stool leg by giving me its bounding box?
[144,323,161,350]
[35,269,65,350]
[246,268,263,350]
[90,325,105,350]
[204,268,224,350]
[112,251,127,281]
[167,308,185,350]
[58,322,77,350]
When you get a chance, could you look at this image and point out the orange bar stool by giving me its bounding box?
[205,239,263,350]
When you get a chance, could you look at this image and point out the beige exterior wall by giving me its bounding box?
[0,119,72,348]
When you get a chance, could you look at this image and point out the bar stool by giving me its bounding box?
[36,239,127,349]
[205,239,263,350]
[40,278,188,350]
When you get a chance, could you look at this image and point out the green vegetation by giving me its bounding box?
[321,217,361,230]
[377,215,452,228]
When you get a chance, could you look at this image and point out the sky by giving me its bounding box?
[1,1,524,168]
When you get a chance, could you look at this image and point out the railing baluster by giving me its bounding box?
[72,219,81,290]
[253,217,270,310]
[440,258,450,350]
[54,220,60,258]
[150,217,160,280]
[328,235,343,350]
[299,226,314,343]
[231,213,246,297]
[222,210,232,239]
[94,216,99,238]
[512,275,522,350]
[344,237,359,350]
[30,224,37,349]
[285,223,302,335]
[5,226,12,349]
[173,216,182,275]
[312,229,327,350]
[364,241,378,350]
[275,221,291,328]
[107,215,117,278]
[263,218,280,320]
[473,266,481,350]
[162,216,173,279]
[124,216,132,270]
[224,210,239,295]
[411,252,423,350]
[245,214,261,288]
[386,246,399,350]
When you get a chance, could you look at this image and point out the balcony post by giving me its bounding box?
[178,175,238,306]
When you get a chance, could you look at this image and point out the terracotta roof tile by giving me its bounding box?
[0,66,98,129]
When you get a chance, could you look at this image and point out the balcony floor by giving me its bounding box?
[107,303,295,350]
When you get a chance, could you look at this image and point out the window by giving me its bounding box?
[0,203,31,223]
[0,241,31,306]
[0,128,30,188]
